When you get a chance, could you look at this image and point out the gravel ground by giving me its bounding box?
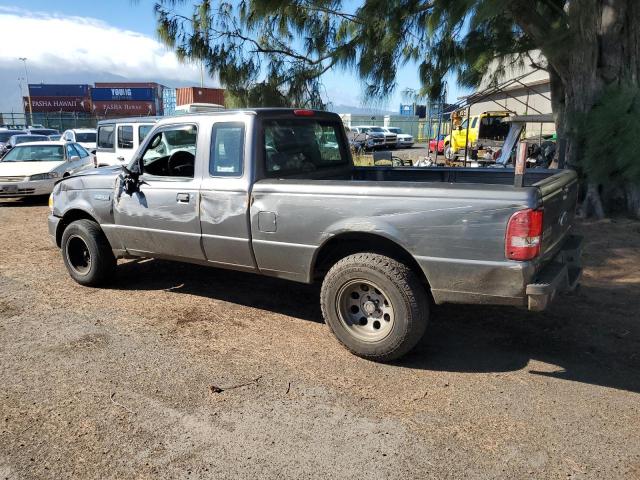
[1,198,639,479]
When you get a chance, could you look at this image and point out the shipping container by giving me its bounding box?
[162,87,177,116]
[28,84,90,97]
[24,96,91,113]
[176,87,225,107]
[91,101,156,116]
[94,82,160,89]
[91,87,155,102]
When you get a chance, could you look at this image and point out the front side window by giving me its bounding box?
[471,117,478,128]
[117,126,134,149]
[65,143,79,159]
[97,125,114,149]
[74,144,90,157]
[264,119,348,175]
[141,124,197,178]
[2,145,64,162]
[210,122,245,176]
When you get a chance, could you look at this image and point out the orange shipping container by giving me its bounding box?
[176,87,225,107]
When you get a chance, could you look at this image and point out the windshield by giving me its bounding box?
[14,135,48,145]
[0,131,26,142]
[368,127,385,132]
[75,132,96,143]
[2,145,64,162]
[387,128,401,134]
[264,119,348,175]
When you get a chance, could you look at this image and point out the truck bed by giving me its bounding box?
[342,166,562,187]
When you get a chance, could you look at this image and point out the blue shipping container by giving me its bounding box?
[91,87,155,102]
[29,84,90,97]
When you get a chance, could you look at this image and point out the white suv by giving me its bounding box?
[62,128,97,153]
[95,117,159,167]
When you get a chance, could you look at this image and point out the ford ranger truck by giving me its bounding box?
[48,109,583,361]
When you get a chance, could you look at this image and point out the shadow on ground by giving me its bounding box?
[111,257,640,394]
[0,196,49,207]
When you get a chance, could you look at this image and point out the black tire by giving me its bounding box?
[61,219,116,286]
[320,253,429,362]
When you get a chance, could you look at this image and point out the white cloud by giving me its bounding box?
[0,7,202,84]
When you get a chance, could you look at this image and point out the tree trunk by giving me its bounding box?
[542,0,640,218]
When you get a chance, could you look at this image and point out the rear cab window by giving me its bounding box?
[97,124,115,151]
[263,118,348,176]
[210,122,245,177]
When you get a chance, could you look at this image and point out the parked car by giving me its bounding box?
[95,117,160,167]
[62,128,97,152]
[428,134,447,154]
[0,129,28,154]
[383,127,414,148]
[27,128,60,137]
[48,109,582,362]
[348,126,397,150]
[0,134,49,157]
[0,142,94,198]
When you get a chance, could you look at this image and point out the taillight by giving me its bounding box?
[505,208,543,260]
[293,109,314,116]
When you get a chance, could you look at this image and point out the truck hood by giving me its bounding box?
[0,161,63,177]
[57,164,121,190]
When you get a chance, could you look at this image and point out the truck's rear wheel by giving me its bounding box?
[320,253,429,361]
[61,219,116,286]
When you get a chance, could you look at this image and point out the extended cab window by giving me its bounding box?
[210,122,244,176]
[140,124,197,178]
[117,126,134,149]
[264,119,347,175]
[97,125,114,150]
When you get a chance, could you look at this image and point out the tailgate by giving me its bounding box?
[535,170,579,258]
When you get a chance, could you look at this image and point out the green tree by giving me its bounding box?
[155,0,640,217]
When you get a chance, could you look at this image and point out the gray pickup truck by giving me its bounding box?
[48,109,582,361]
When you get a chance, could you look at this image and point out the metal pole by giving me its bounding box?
[514,141,527,187]
[464,105,471,166]
[19,58,33,126]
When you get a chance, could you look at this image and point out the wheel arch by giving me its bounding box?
[55,209,99,247]
[311,232,432,295]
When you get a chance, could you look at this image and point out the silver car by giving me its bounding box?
[0,141,95,198]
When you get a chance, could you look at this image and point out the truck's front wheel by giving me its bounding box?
[61,219,116,286]
[320,253,429,361]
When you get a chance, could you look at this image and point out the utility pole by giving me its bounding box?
[19,57,33,125]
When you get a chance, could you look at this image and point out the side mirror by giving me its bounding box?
[457,126,463,131]
[69,155,80,162]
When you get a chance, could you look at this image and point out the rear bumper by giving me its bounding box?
[526,234,583,311]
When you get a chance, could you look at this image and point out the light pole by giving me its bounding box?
[19,57,33,125]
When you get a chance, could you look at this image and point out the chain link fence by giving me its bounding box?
[0,112,155,131]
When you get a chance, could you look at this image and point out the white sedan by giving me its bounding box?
[0,142,94,198]
[383,127,414,148]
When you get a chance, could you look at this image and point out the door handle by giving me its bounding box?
[176,193,190,203]
[117,156,125,161]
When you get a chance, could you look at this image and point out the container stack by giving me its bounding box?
[25,84,91,114]
[91,82,164,117]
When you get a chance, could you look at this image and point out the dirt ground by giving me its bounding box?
[0,198,639,480]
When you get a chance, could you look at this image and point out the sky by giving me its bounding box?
[0,1,467,113]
